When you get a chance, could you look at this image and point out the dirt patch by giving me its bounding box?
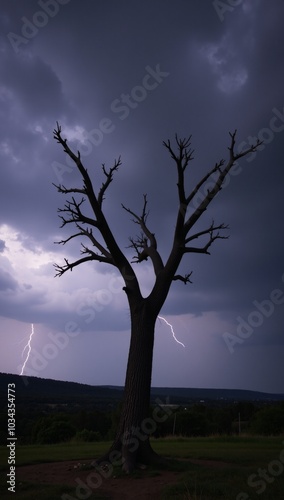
[16,459,183,499]
[16,457,229,499]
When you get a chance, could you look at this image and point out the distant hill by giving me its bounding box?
[150,386,284,403]
[0,372,123,411]
[1,372,284,412]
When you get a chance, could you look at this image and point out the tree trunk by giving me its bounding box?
[97,297,163,473]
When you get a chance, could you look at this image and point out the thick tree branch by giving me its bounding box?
[53,123,141,296]
[185,159,225,206]
[183,130,263,234]
[53,122,266,473]
[149,130,262,312]
[54,255,111,277]
[122,195,164,276]
[53,124,263,312]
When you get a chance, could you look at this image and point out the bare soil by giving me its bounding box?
[16,459,181,499]
[16,458,229,499]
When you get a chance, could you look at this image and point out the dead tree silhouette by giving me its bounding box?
[53,124,262,472]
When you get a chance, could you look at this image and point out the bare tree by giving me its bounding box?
[53,124,261,472]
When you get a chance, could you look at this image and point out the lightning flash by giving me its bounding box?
[158,316,185,348]
[20,324,35,375]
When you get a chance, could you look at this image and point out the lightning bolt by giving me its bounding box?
[20,324,35,375]
[158,315,185,348]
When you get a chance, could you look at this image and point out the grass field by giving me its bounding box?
[1,435,284,499]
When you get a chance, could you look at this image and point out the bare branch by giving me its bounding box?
[55,231,86,245]
[163,135,194,206]
[183,131,263,234]
[122,194,151,232]
[57,196,99,228]
[53,124,263,308]
[98,158,121,208]
[173,272,193,284]
[52,183,86,195]
[163,135,194,172]
[127,234,149,264]
[54,256,99,277]
[185,221,229,244]
[231,133,263,161]
[80,244,113,264]
[122,195,164,275]
[76,223,113,261]
[184,230,229,255]
[55,221,113,265]
[53,123,141,295]
[186,159,225,206]
[53,123,82,167]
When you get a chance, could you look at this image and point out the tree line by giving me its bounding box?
[1,401,284,445]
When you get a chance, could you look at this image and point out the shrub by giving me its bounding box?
[74,428,102,442]
[34,418,76,444]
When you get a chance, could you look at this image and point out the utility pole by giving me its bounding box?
[173,412,176,436]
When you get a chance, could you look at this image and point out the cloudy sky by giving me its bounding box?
[0,0,284,393]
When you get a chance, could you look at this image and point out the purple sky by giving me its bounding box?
[0,0,284,393]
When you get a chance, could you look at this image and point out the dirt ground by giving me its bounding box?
[16,458,229,499]
[16,459,181,499]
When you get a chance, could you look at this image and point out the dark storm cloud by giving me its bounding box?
[0,0,283,390]
[0,268,18,291]
[1,52,65,120]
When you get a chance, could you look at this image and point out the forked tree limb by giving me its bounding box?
[53,123,141,295]
[122,195,164,276]
[183,131,263,234]
[53,123,262,290]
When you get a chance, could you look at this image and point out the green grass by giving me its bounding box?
[0,436,284,499]
[0,482,110,500]
[152,435,284,465]
[162,464,284,500]
[0,440,112,469]
[154,435,284,500]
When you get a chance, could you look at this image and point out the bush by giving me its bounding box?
[32,416,77,444]
[250,406,284,435]
[74,429,102,442]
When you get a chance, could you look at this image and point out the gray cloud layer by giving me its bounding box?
[0,0,283,392]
